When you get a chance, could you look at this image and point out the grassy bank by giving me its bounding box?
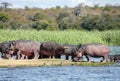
[0,29,120,45]
[0,59,114,68]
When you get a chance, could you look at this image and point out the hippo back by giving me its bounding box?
[40,42,64,58]
[12,40,41,51]
[62,44,78,55]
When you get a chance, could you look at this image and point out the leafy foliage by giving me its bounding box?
[0,12,11,22]
[0,2,119,31]
[81,14,120,31]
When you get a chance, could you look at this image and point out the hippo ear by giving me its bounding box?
[77,44,82,48]
[58,46,67,51]
[11,41,16,45]
[63,46,68,49]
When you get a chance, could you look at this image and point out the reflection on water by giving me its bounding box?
[109,46,120,55]
[0,66,120,81]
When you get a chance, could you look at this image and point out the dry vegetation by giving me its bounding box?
[0,59,114,68]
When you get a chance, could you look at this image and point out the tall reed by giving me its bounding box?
[0,29,120,45]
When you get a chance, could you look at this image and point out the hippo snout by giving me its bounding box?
[73,57,79,62]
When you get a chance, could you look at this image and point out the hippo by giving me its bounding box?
[40,42,66,59]
[62,44,83,61]
[0,41,14,59]
[73,43,110,62]
[109,54,120,62]
[3,40,41,59]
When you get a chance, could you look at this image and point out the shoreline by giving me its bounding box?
[0,59,115,68]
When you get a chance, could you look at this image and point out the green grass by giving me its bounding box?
[0,29,120,45]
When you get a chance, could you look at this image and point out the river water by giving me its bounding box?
[0,46,120,81]
[0,65,120,81]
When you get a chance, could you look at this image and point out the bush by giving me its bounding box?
[32,20,48,30]
[46,23,59,31]
[33,12,45,21]
[0,12,11,22]
[0,22,9,29]
[10,21,21,29]
[81,15,120,31]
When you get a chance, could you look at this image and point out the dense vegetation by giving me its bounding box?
[0,29,120,45]
[0,2,120,31]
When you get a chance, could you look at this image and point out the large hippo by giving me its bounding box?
[40,42,66,59]
[3,40,41,59]
[109,54,120,62]
[0,41,14,59]
[73,43,110,62]
[62,44,83,61]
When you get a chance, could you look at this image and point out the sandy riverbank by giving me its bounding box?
[0,59,114,68]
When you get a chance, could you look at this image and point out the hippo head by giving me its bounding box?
[6,41,14,53]
[73,44,84,62]
[1,53,12,59]
[1,41,15,59]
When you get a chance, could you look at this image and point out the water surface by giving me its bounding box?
[0,66,120,81]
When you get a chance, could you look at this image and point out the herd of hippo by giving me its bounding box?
[0,40,120,62]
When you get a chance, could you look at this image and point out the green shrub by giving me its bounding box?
[0,22,9,29]
[0,12,11,22]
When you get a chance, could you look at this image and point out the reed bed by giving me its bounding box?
[0,29,120,45]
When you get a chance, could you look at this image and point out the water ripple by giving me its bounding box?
[0,65,120,81]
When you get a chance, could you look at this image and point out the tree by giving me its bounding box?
[81,14,120,31]
[24,6,30,10]
[32,20,49,30]
[56,6,61,10]
[74,3,87,16]
[33,12,45,21]
[1,2,12,9]
[56,12,70,30]
[103,4,111,11]
[93,3,99,9]
[56,12,69,20]
[81,17,95,31]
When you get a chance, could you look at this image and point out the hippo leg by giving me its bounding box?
[114,57,117,62]
[9,54,13,59]
[5,54,12,59]
[33,52,39,59]
[25,56,28,59]
[55,54,61,59]
[102,54,108,62]
[85,55,91,62]
[39,53,43,59]
[52,55,55,59]
[79,57,83,61]
[51,52,56,59]
[58,54,61,59]
[71,53,74,61]
[109,56,114,62]
[66,55,69,60]
[109,57,112,62]
[17,51,21,59]
[21,54,25,59]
